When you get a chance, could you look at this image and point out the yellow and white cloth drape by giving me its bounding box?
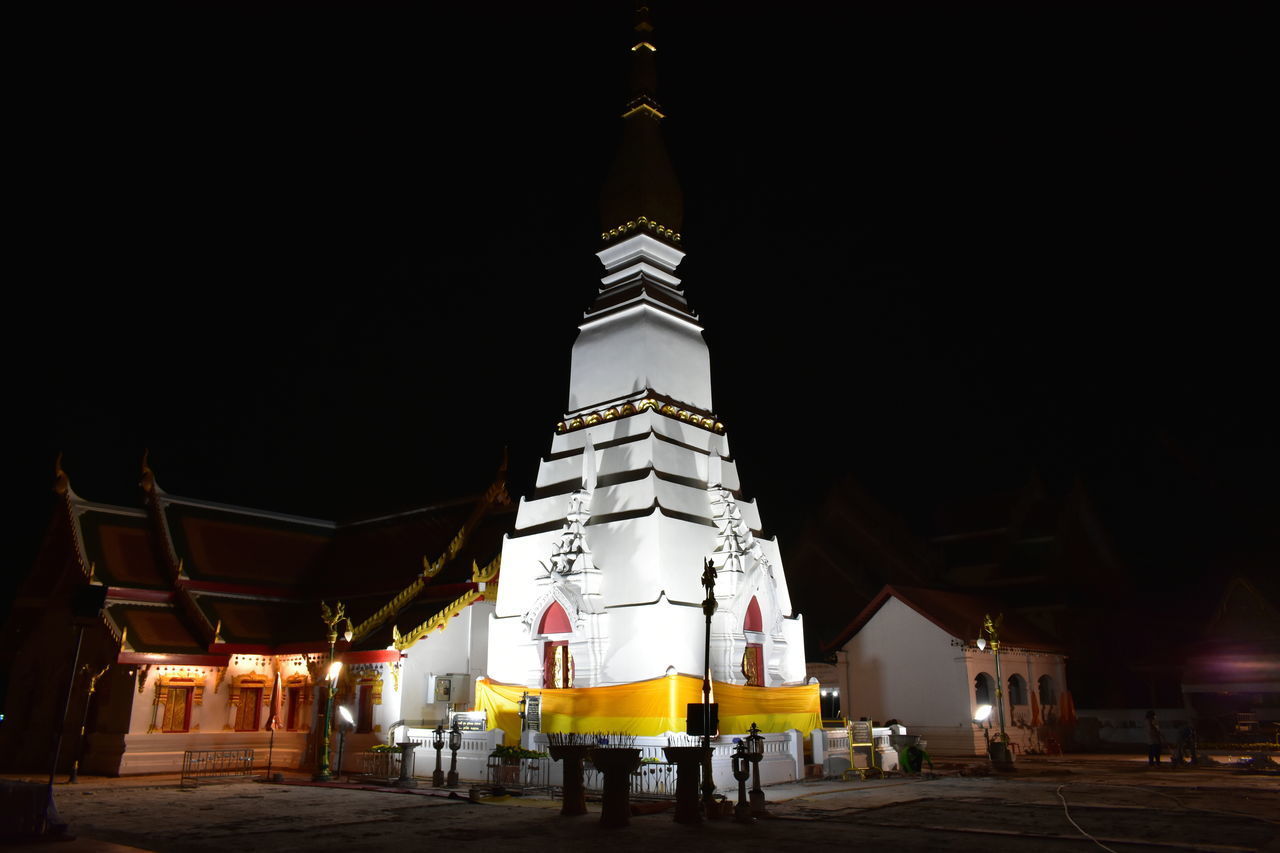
[474,675,820,745]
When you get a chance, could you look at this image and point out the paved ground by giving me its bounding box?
[6,755,1278,852]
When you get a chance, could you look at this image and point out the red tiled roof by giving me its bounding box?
[823,584,1066,654]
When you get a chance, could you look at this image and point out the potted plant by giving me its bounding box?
[488,744,547,787]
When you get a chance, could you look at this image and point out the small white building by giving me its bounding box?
[826,585,1070,756]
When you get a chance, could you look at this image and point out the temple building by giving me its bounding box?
[0,456,511,775]
[480,7,811,732]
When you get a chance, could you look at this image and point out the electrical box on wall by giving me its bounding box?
[427,674,471,706]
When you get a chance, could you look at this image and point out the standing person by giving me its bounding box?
[1145,710,1165,766]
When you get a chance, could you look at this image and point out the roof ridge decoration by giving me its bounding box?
[137,453,218,647]
[52,454,95,582]
[707,463,784,636]
[350,454,511,643]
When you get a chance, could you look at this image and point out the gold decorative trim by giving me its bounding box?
[557,398,723,436]
[601,215,680,244]
[621,102,665,119]
[393,587,486,651]
[472,554,501,584]
[350,463,510,643]
[631,41,656,52]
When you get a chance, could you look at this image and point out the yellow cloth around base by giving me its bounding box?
[474,675,820,745]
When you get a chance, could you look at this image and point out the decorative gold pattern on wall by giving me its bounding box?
[557,397,723,435]
[229,671,268,707]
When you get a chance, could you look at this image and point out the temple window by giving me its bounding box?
[974,672,995,707]
[1008,674,1028,706]
[356,685,374,733]
[235,687,262,731]
[161,686,193,733]
[1038,675,1057,707]
[538,601,573,634]
[285,686,303,731]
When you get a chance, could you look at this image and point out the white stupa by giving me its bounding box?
[486,9,806,693]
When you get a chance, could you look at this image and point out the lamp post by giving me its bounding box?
[745,721,767,816]
[977,614,1012,767]
[69,664,109,784]
[446,720,462,788]
[700,558,718,820]
[730,740,753,823]
[314,601,352,781]
[431,724,446,787]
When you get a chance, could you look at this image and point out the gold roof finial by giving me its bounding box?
[53,452,71,495]
[139,449,156,493]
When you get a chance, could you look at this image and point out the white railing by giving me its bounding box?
[403,727,505,783]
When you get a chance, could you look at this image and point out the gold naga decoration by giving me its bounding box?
[557,396,723,435]
[349,460,509,643]
[392,557,498,653]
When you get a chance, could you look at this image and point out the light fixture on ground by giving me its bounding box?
[973,703,993,751]
[335,706,354,780]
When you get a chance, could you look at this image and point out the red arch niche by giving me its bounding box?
[538,601,572,635]
[744,596,763,633]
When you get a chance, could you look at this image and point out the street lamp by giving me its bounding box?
[446,720,463,788]
[977,614,1012,767]
[314,600,352,781]
[431,724,446,787]
[745,721,767,816]
[700,558,718,819]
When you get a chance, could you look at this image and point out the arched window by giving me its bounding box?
[539,602,574,688]
[744,597,763,633]
[974,672,995,707]
[538,601,572,635]
[1038,675,1057,707]
[1008,674,1028,706]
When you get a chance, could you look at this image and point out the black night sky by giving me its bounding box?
[10,3,1273,660]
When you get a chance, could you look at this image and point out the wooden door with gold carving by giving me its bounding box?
[543,641,573,689]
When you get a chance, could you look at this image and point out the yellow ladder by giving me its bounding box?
[841,718,878,781]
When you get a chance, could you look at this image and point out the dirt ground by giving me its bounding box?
[7,755,1278,852]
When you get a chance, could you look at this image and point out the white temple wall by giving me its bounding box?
[486,614,540,684]
[400,602,494,722]
[492,529,566,615]
[568,307,713,414]
[839,598,969,727]
[603,603,707,682]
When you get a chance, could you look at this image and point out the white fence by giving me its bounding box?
[401,726,505,783]
[391,726,807,791]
